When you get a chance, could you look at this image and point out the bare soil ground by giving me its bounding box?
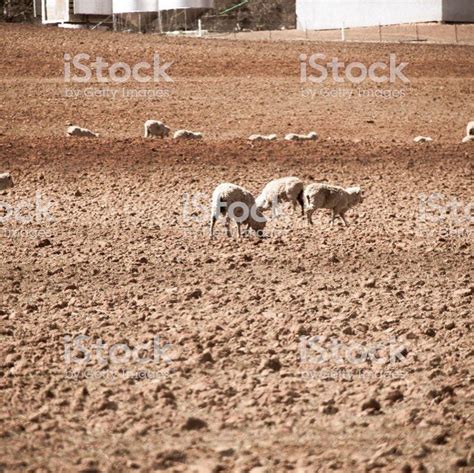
[0,24,473,472]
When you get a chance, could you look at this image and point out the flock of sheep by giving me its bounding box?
[1,121,472,240]
[67,120,319,142]
[65,120,474,144]
[210,177,364,239]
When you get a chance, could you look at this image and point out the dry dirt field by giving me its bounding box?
[0,23,473,473]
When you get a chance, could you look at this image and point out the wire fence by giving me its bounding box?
[206,23,474,45]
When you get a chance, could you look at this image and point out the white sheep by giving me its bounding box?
[173,130,203,140]
[467,121,474,136]
[67,126,98,138]
[285,132,318,142]
[0,172,14,191]
[248,134,277,142]
[256,177,305,216]
[144,120,170,138]
[414,136,433,143]
[210,183,266,239]
[304,183,363,227]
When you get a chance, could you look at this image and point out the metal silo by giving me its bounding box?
[74,0,113,15]
[158,0,214,10]
[113,0,159,13]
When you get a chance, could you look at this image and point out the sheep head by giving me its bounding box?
[0,172,14,191]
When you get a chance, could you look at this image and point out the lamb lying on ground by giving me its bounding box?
[0,172,14,191]
[210,183,266,239]
[285,132,318,141]
[248,134,277,142]
[174,130,203,140]
[67,126,98,138]
[144,120,170,138]
[256,177,305,216]
[304,183,363,227]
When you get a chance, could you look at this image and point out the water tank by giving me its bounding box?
[113,0,213,13]
[158,0,214,10]
[113,0,159,13]
[74,0,113,15]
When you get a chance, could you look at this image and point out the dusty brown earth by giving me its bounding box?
[0,23,473,472]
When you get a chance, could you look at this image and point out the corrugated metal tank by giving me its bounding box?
[113,0,159,13]
[158,0,214,10]
[74,0,113,15]
[112,0,213,13]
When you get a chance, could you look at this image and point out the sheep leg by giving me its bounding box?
[237,222,242,239]
[306,209,314,225]
[331,210,337,226]
[225,216,232,237]
[210,216,217,239]
[340,213,349,227]
[296,191,305,216]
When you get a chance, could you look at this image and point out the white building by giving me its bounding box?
[296,0,474,30]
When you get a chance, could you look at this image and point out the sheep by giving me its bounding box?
[256,177,305,217]
[144,120,170,138]
[173,130,203,140]
[462,135,474,143]
[467,121,474,136]
[0,172,14,191]
[210,183,266,239]
[67,125,98,138]
[248,134,277,142]
[414,136,433,143]
[285,132,318,142]
[304,183,363,227]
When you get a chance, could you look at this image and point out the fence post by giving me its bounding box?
[378,23,382,42]
[341,21,345,41]
[455,24,458,44]
[415,23,419,41]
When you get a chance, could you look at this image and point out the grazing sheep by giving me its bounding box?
[467,121,474,136]
[210,183,266,239]
[256,177,305,216]
[173,130,203,140]
[304,183,363,227]
[462,135,474,143]
[414,136,433,143]
[0,172,14,191]
[285,132,318,142]
[67,126,98,138]
[248,134,277,142]
[144,120,170,138]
